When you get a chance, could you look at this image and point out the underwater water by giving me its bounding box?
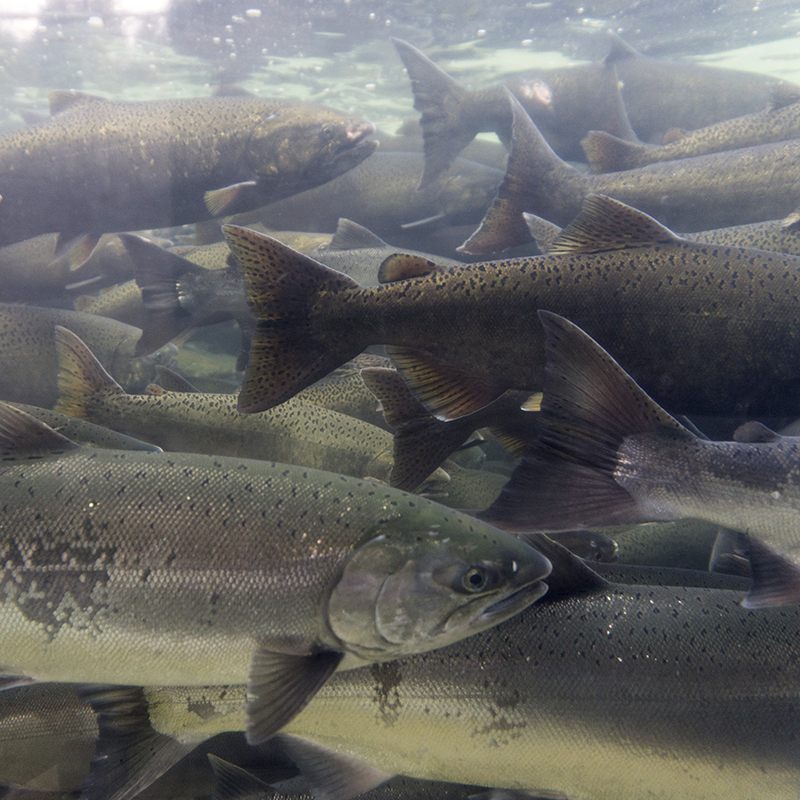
[2,1,800,799]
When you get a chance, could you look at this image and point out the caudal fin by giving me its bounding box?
[581,131,654,173]
[120,234,206,356]
[222,225,363,414]
[459,93,583,254]
[392,39,489,189]
[481,311,694,531]
[360,366,475,491]
[53,326,124,420]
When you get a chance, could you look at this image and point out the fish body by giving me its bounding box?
[246,152,502,235]
[525,211,800,256]
[122,560,800,800]
[224,196,800,421]
[392,37,794,180]
[0,403,549,745]
[54,327,403,484]
[483,311,800,607]
[463,95,800,253]
[583,94,800,171]
[0,93,375,247]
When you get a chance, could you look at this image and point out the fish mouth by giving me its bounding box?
[334,121,378,163]
[479,580,549,624]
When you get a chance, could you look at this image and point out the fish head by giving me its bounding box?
[326,507,551,661]
[249,105,377,202]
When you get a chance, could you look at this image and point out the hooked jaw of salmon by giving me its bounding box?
[325,513,552,661]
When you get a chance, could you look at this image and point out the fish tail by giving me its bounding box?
[78,685,191,800]
[361,366,475,491]
[459,93,582,255]
[54,326,125,420]
[222,225,364,414]
[392,38,487,189]
[481,311,693,531]
[581,130,653,173]
[119,233,206,356]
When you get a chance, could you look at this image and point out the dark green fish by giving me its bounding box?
[223,195,800,422]
[392,35,794,181]
[461,94,800,252]
[0,403,550,744]
[583,90,800,172]
[524,209,800,256]
[0,92,376,247]
[482,311,800,608]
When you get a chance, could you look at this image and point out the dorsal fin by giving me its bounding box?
[603,31,641,65]
[733,421,782,444]
[549,195,679,255]
[152,365,200,393]
[378,254,440,283]
[770,84,800,111]
[49,90,109,115]
[523,213,562,254]
[0,402,79,458]
[326,219,389,251]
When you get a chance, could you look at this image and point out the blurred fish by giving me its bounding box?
[53,328,438,488]
[223,195,800,422]
[237,152,501,236]
[0,92,376,248]
[524,209,800,256]
[583,89,800,172]
[392,35,795,178]
[73,281,148,329]
[482,311,800,608]
[462,94,800,252]
[0,304,163,407]
[0,402,550,745]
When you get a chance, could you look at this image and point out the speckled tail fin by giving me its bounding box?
[78,685,192,800]
[361,366,474,491]
[481,311,692,532]
[392,38,480,189]
[459,93,581,255]
[54,326,124,420]
[222,225,362,414]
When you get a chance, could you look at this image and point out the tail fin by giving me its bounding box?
[53,326,124,420]
[120,234,206,356]
[360,366,475,491]
[78,685,191,800]
[480,311,693,531]
[222,225,363,414]
[392,39,490,189]
[581,131,654,173]
[522,213,562,254]
[459,93,583,254]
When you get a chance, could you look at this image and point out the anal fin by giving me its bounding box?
[387,347,507,421]
[247,647,343,745]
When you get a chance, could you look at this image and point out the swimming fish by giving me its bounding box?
[482,311,800,608]
[0,92,376,248]
[0,402,550,745]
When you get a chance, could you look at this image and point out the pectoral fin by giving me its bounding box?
[276,734,393,800]
[205,181,259,217]
[246,647,343,745]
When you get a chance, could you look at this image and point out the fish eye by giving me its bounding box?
[321,123,335,140]
[462,566,490,593]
